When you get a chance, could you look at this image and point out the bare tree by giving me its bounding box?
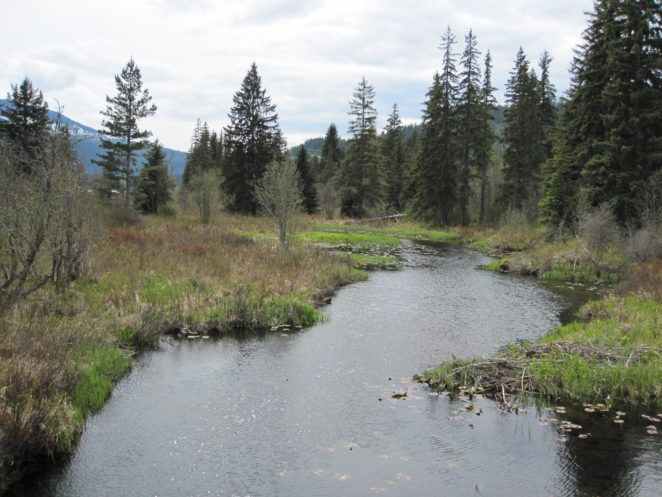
[254,160,303,250]
[0,118,90,311]
[188,170,227,224]
[317,179,337,220]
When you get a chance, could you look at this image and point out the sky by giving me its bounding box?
[1,0,595,151]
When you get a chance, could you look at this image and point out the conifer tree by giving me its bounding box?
[135,141,174,214]
[538,51,557,160]
[295,145,317,213]
[319,123,343,182]
[502,48,545,214]
[224,62,283,214]
[476,51,497,224]
[456,29,483,225]
[184,120,215,185]
[411,27,459,225]
[337,77,382,218]
[382,104,405,212]
[93,58,156,216]
[540,0,661,226]
[0,78,50,173]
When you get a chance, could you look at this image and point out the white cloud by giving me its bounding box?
[1,0,594,150]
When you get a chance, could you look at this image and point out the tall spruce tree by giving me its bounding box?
[538,51,557,160]
[224,62,283,214]
[337,77,382,218]
[456,29,483,225]
[295,145,317,213]
[476,51,497,224]
[540,0,661,226]
[319,123,343,182]
[93,58,156,216]
[183,120,215,185]
[0,78,50,173]
[382,104,405,212]
[501,48,545,214]
[411,27,459,225]
[135,141,174,214]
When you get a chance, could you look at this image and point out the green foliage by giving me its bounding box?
[134,141,174,214]
[337,77,383,218]
[382,104,406,212]
[224,63,283,214]
[295,145,317,213]
[318,123,344,182]
[0,77,50,171]
[502,48,546,214]
[348,253,399,270]
[93,58,156,216]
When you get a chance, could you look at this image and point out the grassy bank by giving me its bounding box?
[424,224,662,409]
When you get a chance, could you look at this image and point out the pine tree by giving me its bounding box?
[382,104,405,212]
[319,123,343,182]
[183,120,214,185]
[337,77,382,218]
[295,145,317,213]
[502,48,545,214]
[135,141,174,214]
[224,62,283,214]
[456,29,483,225]
[0,78,50,173]
[411,27,459,225]
[93,58,156,216]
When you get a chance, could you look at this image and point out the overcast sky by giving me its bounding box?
[1,0,594,151]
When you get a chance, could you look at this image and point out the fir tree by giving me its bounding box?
[224,62,283,214]
[93,58,156,216]
[319,123,343,182]
[502,48,545,214]
[337,77,382,218]
[295,145,317,213]
[538,50,557,160]
[456,29,483,225]
[411,27,459,225]
[382,104,405,212]
[476,51,497,224]
[135,141,174,214]
[0,78,50,173]
[540,0,661,226]
[184,120,214,185]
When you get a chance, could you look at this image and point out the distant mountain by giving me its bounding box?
[0,99,187,176]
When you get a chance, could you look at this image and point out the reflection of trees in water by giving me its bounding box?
[555,410,659,497]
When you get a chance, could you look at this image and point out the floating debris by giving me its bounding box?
[645,426,658,436]
[396,472,412,481]
[333,473,351,481]
[578,433,591,439]
[391,391,408,399]
[312,469,325,476]
[642,414,660,423]
[555,406,566,414]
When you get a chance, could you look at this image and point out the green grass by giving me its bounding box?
[301,230,401,247]
[424,296,662,407]
[71,346,132,420]
[309,222,458,244]
[347,253,400,270]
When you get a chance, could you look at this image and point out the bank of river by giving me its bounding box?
[15,243,661,497]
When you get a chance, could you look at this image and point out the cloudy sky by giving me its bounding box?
[2,0,594,151]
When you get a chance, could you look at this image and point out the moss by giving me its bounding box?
[348,253,400,270]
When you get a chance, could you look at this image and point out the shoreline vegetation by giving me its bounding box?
[0,213,454,493]
[423,222,662,411]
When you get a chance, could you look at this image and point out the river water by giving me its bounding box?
[19,244,661,497]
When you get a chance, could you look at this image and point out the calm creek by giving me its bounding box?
[19,243,661,497]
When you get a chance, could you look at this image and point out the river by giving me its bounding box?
[18,243,661,496]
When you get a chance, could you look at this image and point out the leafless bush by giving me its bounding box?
[500,207,530,228]
[187,170,227,224]
[254,160,302,251]
[626,225,662,262]
[0,123,90,312]
[577,204,622,254]
[317,179,337,220]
